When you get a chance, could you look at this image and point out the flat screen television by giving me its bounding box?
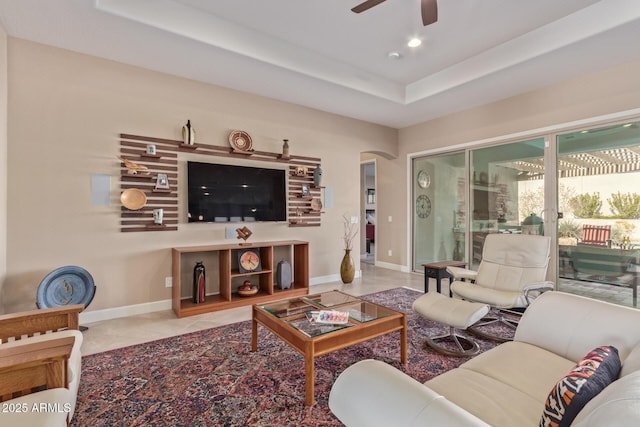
[187,161,287,223]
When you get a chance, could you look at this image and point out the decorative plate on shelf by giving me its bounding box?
[229,130,253,152]
[311,198,323,211]
[120,188,147,210]
[36,265,96,309]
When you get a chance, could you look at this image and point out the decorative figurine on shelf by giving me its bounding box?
[313,165,323,187]
[236,226,253,245]
[119,157,150,175]
[282,139,290,159]
[238,279,258,297]
[152,208,164,225]
[155,173,170,190]
[182,119,195,145]
[193,261,206,304]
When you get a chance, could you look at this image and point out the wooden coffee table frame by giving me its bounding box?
[251,291,407,405]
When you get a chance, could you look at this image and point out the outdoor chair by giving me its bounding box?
[579,224,611,247]
[446,233,554,341]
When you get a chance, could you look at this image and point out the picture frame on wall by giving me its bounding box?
[155,173,170,190]
[301,184,310,197]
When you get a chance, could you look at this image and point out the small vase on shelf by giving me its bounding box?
[340,249,355,284]
[282,139,290,159]
[313,165,323,187]
[182,119,195,145]
[193,261,206,303]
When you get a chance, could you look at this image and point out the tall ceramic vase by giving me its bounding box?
[182,119,195,145]
[313,165,323,187]
[340,249,355,284]
[193,261,206,303]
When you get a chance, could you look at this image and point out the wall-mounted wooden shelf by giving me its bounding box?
[119,136,178,232]
[119,133,323,231]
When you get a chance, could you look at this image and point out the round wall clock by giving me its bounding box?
[416,194,432,219]
[238,248,262,273]
[417,170,431,189]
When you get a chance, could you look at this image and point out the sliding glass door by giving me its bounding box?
[412,152,466,270]
[412,138,546,271]
[469,138,547,269]
[556,120,640,308]
[412,117,640,309]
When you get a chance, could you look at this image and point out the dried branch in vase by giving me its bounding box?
[342,214,358,250]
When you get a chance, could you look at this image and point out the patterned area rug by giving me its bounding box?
[71,288,507,426]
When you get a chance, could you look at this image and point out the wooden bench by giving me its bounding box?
[0,305,83,407]
[0,336,75,401]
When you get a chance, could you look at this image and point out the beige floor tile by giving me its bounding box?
[80,263,635,355]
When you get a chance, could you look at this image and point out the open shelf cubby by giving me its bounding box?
[171,240,309,318]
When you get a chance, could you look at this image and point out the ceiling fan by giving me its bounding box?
[351,0,438,26]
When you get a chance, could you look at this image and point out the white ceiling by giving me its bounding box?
[1,0,640,128]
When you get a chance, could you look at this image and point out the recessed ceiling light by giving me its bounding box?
[388,51,401,59]
[408,38,422,48]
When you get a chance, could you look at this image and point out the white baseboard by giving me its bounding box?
[309,270,362,286]
[375,260,411,272]
[80,299,172,324]
[80,269,372,324]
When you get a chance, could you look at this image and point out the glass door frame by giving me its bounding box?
[410,150,467,271]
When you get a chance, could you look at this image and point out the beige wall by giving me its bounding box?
[3,38,397,314]
[0,25,7,312]
[390,58,640,269]
[6,37,640,314]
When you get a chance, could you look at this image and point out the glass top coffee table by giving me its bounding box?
[252,290,407,405]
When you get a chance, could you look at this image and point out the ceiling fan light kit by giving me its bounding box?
[351,0,438,26]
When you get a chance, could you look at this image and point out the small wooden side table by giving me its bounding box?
[422,261,467,296]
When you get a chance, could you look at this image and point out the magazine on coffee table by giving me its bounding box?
[306,310,350,324]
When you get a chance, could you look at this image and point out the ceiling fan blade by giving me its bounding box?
[351,0,387,14]
[421,0,438,26]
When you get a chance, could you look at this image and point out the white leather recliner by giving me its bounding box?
[448,233,554,340]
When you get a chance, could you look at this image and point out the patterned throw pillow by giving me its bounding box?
[540,346,621,427]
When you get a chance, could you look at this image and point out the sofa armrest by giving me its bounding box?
[446,266,478,282]
[329,360,490,427]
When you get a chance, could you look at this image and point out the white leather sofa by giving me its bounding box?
[0,305,84,427]
[329,291,640,426]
